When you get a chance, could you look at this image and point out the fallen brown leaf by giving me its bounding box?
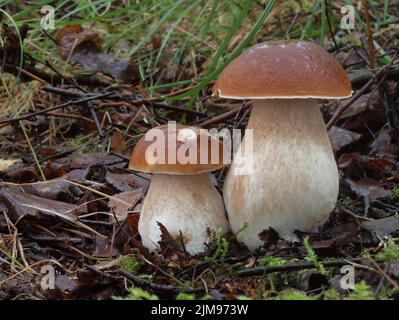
[347,178,390,201]
[0,186,83,221]
[108,188,143,222]
[55,25,138,83]
[361,216,399,238]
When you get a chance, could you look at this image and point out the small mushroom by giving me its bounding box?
[214,40,352,251]
[129,124,228,255]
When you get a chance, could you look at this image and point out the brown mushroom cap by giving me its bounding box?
[213,40,352,99]
[129,124,225,175]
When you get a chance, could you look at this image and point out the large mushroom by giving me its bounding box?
[214,40,352,251]
[129,124,228,255]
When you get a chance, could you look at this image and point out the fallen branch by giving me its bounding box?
[118,268,205,295]
[177,256,248,279]
[327,50,399,130]
[237,258,364,277]
[349,66,399,88]
[3,62,109,87]
[41,85,207,117]
[364,256,399,292]
[45,112,95,125]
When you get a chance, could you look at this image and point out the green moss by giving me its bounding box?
[113,287,159,300]
[304,236,326,275]
[273,289,315,300]
[259,256,288,292]
[120,255,142,273]
[323,288,341,300]
[176,292,212,300]
[207,227,229,275]
[345,281,374,300]
[391,188,399,198]
[376,238,399,263]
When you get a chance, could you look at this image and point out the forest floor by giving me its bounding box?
[0,0,399,300]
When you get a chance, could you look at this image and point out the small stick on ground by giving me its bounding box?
[199,104,251,128]
[118,268,205,295]
[0,92,112,125]
[237,258,364,277]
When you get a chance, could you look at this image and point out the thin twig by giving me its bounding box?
[0,92,112,125]
[237,258,364,277]
[327,79,376,130]
[199,104,251,127]
[45,112,95,124]
[363,2,375,69]
[41,85,207,116]
[365,256,399,292]
[118,268,205,294]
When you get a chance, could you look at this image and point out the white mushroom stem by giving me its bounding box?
[139,173,228,255]
[224,99,339,251]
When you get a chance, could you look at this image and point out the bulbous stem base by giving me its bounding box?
[223,99,339,251]
[139,173,228,254]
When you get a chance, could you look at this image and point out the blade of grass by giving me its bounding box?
[0,74,46,181]
[128,0,185,56]
[198,0,219,40]
[320,0,326,47]
[10,0,53,20]
[0,9,24,71]
[167,0,215,81]
[383,0,389,22]
[20,121,47,181]
[300,1,319,40]
[153,0,202,67]
[201,0,253,79]
[167,0,276,101]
